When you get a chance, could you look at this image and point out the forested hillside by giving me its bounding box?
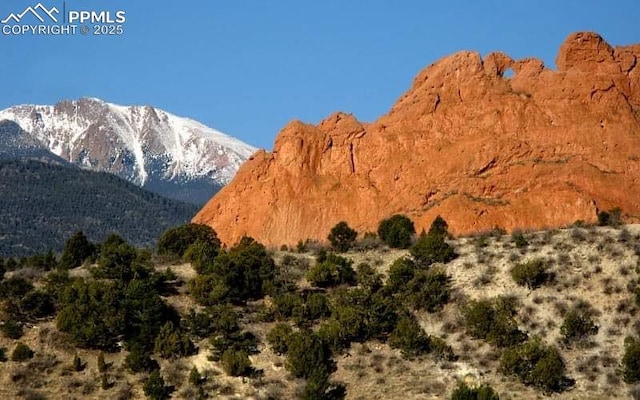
[0,159,198,256]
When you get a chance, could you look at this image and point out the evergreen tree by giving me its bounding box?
[59,231,96,269]
[377,214,415,249]
[143,370,171,400]
[327,222,357,252]
[154,321,195,359]
[286,331,335,379]
[410,230,456,267]
[157,223,221,258]
[97,352,107,373]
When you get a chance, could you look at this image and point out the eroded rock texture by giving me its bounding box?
[194,32,640,246]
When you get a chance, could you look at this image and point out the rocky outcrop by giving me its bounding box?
[193,32,640,247]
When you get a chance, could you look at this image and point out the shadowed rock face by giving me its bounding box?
[193,32,640,247]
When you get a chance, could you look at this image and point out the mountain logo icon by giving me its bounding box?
[1,3,59,24]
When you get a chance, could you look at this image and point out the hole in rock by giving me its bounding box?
[503,68,515,79]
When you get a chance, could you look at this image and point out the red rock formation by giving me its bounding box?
[193,32,640,247]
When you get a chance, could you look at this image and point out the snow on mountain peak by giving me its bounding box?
[0,97,257,204]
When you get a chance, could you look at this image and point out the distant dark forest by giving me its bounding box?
[0,159,199,257]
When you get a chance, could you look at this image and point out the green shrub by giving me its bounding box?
[430,336,457,361]
[189,237,276,305]
[11,342,34,361]
[183,239,220,275]
[530,348,567,393]
[270,291,330,326]
[154,322,195,359]
[560,309,598,346]
[209,330,258,361]
[301,372,346,400]
[378,214,415,249]
[306,262,341,288]
[157,223,221,258]
[326,290,368,344]
[125,346,159,373]
[327,222,357,252]
[404,267,451,312]
[73,353,84,371]
[0,276,34,299]
[317,319,349,354]
[388,313,430,357]
[267,323,294,355]
[206,305,241,335]
[189,366,203,386]
[5,257,17,271]
[428,215,450,237]
[597,207,622,227]
[56,280,126,351]
[316,248,329,263]
[221,348,252,377]
[43,269,73,305]
[410,231,456,267]
[181,309,215,339]
[306,253,355,288]
[364,292,400,340]
[97,352,107,373]
[121,279,178,351]
[272,292,305,320]
[385,257,417,294]
[143,370,172,400]
[1,319,23,339]
[59,231,97,269]
[463,298,526,348]
[328,288,399,344]
[303,292,331,323]
[450,381,500,400]
[500,338,568,393]
[296,240,308,253]
[473,235,489,249]
[57,273,176,353]
[510,259,549,289]
[285,331,335,379]
[19,290,55,320]
[101,373,111,390]
[0,347,6,362]
[512,231,528,248]
[93,234,153,282]
[180,305,240,339]
[355,263,383,292]
[18,250,58,271]
[623,336,640,383]
[188,274,226,306]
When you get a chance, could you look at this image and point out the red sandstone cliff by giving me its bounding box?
[193,32,640,247]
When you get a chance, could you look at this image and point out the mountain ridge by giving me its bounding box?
[0,97,256,204]
[193,31,640,246]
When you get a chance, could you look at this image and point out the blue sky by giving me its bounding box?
[1,1,638,149]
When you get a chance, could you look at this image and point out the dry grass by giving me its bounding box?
[1,225,639,399]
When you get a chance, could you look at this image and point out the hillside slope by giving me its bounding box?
[2,225,639,399]
[0,159,198,256]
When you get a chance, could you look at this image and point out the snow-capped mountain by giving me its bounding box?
[0,97,256,204]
